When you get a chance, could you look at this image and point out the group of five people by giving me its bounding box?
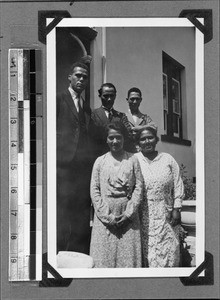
[56,61,184,268]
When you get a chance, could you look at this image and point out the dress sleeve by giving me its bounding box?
[124,156,144,219]
[90,156,115,225]
[170,156,185,208]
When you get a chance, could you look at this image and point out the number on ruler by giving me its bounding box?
[11,188,17,194]
[10,119,17,124]
[11,211,17,216]
[11,234,17,240]
[11,165,17,170]
[10,95,17,102]
[10,73,16,77]
[11,258,17,263]
[10,57,17,68]
[11,142,17,147]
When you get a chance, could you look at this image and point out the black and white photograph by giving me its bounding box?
[1,0,219,299]
[47,18,204,278]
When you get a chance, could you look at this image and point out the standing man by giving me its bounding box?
[91,83,130,157]
[123,87,154,152]
[56,62,93,254]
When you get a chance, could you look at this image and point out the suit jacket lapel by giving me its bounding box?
[136,112,145,125]
[64,89,79,120]
[126,110,135,126]
[81,96,92,127]
[127,110,145,126]
[97,107,109,123]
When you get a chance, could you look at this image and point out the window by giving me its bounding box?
[161,52,191,146]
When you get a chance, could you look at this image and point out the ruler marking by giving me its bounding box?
[17,204,24,280]
[30,141,36,164]
[10,117,18,142]
[36,161,42,185]
[24,100,30,205]
[9,93,18,109]
[23,50,30,100]
[30,117,36,140]
[30,94,36,117]
[10,50,18,72]
[10,184,18,212]
[30,74,36,94]
[35,51,43,279]
[36,117,43,140]
[30,49,35,73]
[10,141,18,165]
[24,204,30,280]
[17,153,24,206]
[35,50,42,94]
[36,94,43,117]
[30,186,36,209]
[23,52,31,280]
[9,49,18,281]
[30,64,37,279]
[10,164,18,187]
[9,255,18,281]
[17,49,23,102]
[18,106,24,153]
[17,49,25,280]
[9,49,42,281]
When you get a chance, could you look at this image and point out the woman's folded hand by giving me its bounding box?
[108,216,119,229]
[170,208,181,227]
[115,213,130,228]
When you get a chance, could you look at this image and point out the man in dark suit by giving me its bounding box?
[56,62,93,254]
[91,83,130,157]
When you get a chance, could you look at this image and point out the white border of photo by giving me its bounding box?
[47,17,204,278]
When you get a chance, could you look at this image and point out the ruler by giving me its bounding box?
[9,49,42,281]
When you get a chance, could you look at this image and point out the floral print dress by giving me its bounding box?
[90,151,143,268]
[135,152,184,267]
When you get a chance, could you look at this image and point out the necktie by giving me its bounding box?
[108,110,113,121]
[108,109,113,122]
[77,98,85,122]
[75,96,80,112]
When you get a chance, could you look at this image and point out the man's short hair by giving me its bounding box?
[127,87,142,98]
[69,62,89,74]
[98,83,117,97]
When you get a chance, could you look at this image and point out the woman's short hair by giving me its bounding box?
[136,123,159,142]
[98,83,117,97]
[105,121,127,137]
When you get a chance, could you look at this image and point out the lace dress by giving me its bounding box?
[135,152,184,267]
[90,151,143,268]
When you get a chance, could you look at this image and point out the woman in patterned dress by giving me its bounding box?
[89,121,143,268]
[135,125,184,267]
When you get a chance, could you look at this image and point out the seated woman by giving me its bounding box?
[135,124,184,267]
[89,121,143,268]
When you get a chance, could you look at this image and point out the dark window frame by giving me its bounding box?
[162,51,191,146]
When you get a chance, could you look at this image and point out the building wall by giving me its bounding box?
[91,26,196,177]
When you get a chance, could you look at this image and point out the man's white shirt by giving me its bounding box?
[68,86,84,112]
